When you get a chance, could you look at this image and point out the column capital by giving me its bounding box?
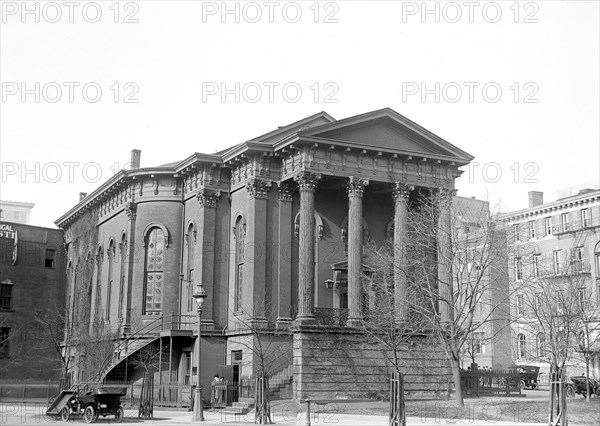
[196,189,221,208]
[294,172,321,192]
[246,179,272,199]
[125,202,137,220]
[392,183,414,203]
[438,187,458,204]
[346,176,369,197]
[277,182,294,202]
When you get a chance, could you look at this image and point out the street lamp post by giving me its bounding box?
[192,283,207,422]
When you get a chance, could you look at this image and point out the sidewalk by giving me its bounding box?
[3,399,595,426]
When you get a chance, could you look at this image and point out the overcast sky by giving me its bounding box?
[1,0,599,228]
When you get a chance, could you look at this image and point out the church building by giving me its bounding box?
[55,108,474,403]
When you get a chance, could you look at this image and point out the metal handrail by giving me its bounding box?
[86,313,197,384]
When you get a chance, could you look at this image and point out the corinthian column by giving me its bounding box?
[392,183,412,322]
[294,172,321,324]
[437,188,456,325]
[346,176,369,327]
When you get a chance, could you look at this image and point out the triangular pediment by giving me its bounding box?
[299,108,473,163]
[249,111,335,145]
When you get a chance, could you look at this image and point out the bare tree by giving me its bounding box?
[229,301,293,424]
[0,314,28,373]
[360,239,429,426]
[128,342,170,374]
[30,306,118,388]
[575,297,600,401]
[397,191,513,406]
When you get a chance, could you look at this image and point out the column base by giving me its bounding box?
[249,317,268,329]
[346,317,364,328]
[293,315,317,327]
[276,317,293,329]
[200,319,216,331]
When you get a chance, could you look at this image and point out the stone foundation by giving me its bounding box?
[293,327,451,400]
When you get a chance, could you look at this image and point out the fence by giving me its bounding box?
[461,369,522,397]
[0,381,60,402]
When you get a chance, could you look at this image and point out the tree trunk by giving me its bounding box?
[585,356,590,402]
[451,356,464,407]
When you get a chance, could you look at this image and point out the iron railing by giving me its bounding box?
[314,308,348,327]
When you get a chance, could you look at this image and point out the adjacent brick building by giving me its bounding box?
[0,220,66,381]
[56,108,475,402]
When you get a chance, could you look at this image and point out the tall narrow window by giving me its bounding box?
[514,224,520,242]
[186,226,195,313]
[533,254,540,277]
[234,217,246,312]
[537,333,546,357]
[0,281,13,310]
[553,250,562,275]
[118,234,127,320]
[515,257,523,280]
[94,247,103,324]
[106,241,115,320]
[577,288,587,309]
[573,246,586,273]
[0,328,9,358]
[45,249,56,268]
[144,228,165,315]
[581,209,590,228]
[561,213,570,232]
[545,217,552,236]
[528,221,536,239]
[516,294,524,316]
[518,333,526,358]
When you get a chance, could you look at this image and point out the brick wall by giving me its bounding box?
[293,328,451,400]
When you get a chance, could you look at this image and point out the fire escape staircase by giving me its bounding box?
[86,314,195,384]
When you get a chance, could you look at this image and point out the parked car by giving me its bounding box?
[499,365,540,390]
[566,376,600,398]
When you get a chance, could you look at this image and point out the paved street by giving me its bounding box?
[1,391,592,426]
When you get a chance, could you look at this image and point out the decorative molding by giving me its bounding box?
[438,187,458,203]
[294,172,321,192]
[125,202,137,219]
[392,183,414,203]
[246,179,272,199]
[346,176,369,197]
[196,189,221,208]
[277,183,294,202]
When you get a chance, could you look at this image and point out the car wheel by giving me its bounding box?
[498,378,507,388]
[60,406,70,422]
[519,380,526,391]
[84,406,96,424]
[115,406,124,423]
[566,385,576,399]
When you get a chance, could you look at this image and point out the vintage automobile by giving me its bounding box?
[497,365,540,390]
[47,386,126,423]
[566,376,600,398]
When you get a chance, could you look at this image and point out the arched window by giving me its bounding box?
[144,228,165,315]
[234,216,246,312]
[106,240,115,321]
[518,333,526,358]
[118,233,127,320]
[185,223,195,313]
[537,333,546,357]
[94,246,103,324]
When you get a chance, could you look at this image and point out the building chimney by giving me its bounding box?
[528,191,543,208]
[130,149,141,169]
[79,192,87,201]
